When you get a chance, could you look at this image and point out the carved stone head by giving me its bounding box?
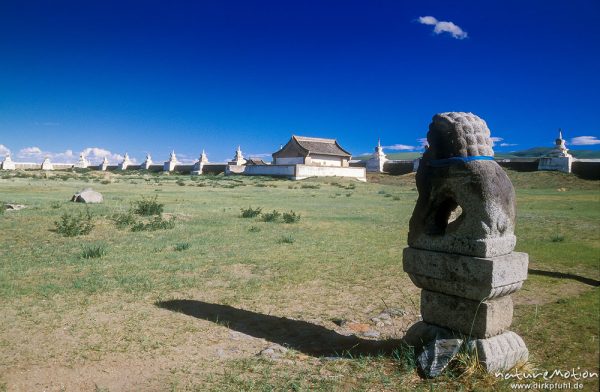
[408,112,516,257]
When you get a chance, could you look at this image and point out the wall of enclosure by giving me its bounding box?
[2,158,598,180]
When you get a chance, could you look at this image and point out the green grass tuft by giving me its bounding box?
[133,195,164,216]
[131,216,175,232]
[282,210,301,224]
[240,206,262,218]
[277,234,295,244]
[54,209,94,237]
[174,242,190,251]
[261,210,281,222]
[80,243,108,259]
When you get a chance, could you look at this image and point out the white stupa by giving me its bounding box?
[1,153,16,170]
[538,129,573,173]
[163,150,178,172]
[366,139,388,173]
[191,150,208,175]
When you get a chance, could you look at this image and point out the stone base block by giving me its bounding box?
[468,331,529,372]
[404,322,528,374]
[403,248,528,300]
[421,290,513,338]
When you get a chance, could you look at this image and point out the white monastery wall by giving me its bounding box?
[275,157,304,165]
[309,154,342,167]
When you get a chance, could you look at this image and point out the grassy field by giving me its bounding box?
[0,169,598,391]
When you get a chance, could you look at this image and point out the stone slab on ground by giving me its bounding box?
[403,248,528,300]
[421,290,513,338]
[418,336,464,378]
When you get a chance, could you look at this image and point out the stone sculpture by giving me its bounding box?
[403,112,529,377]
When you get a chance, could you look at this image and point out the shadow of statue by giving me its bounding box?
[156,299,405,357]
[528,268,600,287]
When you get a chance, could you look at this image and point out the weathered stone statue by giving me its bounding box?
[403,112,528,377]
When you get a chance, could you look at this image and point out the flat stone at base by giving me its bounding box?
[421,290,513,338]
[403,247,528,300]
[418,335,463,378]
[403,321,456,348]
[468,331,529,373]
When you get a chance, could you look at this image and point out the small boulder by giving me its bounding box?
[71,188,103,204]
[4,204,26,211]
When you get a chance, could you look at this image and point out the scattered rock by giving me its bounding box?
[71,188,103,203]
[259,345,288,360]
[362,330,381,338]
[383,308,406,317]
[331,318,347,327]
[4,204,26,211]
[322,356,345,361]
[229,331,253,341]
[377,312,391,320]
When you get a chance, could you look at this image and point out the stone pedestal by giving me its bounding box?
[403,247,529,373]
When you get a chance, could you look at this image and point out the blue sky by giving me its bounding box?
[1,0,599,163]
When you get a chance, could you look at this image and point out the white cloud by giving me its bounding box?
[383,144,416,151]
[418,16,438,26]
[0,144,10,157]
[80,147,128,164]
[500,143,518,147]
[13,146,129,164]
[418,15,468,39]
[418,138,429,148]
[18,146,43,157]
[571,136,600,146]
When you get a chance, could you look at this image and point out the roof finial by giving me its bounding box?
[558,128,563,140]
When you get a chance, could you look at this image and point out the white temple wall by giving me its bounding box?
[309,154,343,167]
[274,157,304,165]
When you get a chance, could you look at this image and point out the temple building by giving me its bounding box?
[226,135,365,181]
[272,135,351,167]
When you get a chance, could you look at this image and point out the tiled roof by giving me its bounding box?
[292,135,351,157]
